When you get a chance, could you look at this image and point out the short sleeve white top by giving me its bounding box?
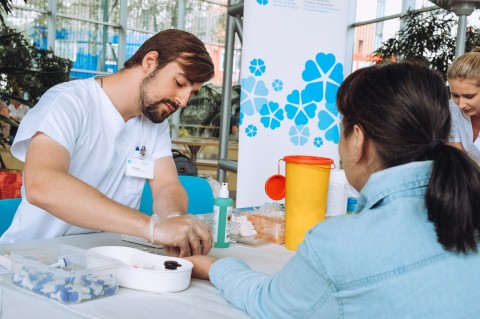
[449,100,480,163]
[0,77,172,243]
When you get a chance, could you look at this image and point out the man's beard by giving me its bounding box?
[140,96,178,124]
[139,72,179,124]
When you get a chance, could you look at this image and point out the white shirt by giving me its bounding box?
[449,100,480,163]
[0,77,172,243]
[8,103,29,122]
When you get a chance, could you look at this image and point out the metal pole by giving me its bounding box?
[47,0,57,51]
[100,0,108,72]
[344,0,357,76]
[171,0,186,139]
[118,0,127,68]
[217,0,240,183]
[452,2,479,57]
[455,14,468,57]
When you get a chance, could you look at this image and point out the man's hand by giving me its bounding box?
[152,214,212,257]
[184,255,217,280]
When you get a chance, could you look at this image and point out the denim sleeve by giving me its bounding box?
[209,240,338,318]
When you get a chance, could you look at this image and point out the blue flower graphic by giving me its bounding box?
[239,111,244,125]
[249,58,266,76]
[284,89,317,125]
[246,124,258,137]
[272,79,283,92]
[289,125,310,146]
[257,0,268,4]
[240,76,269,116]
[313,136,324,148]
[259,101,284,130]
[318,101,341,143]
[301,52,343,104]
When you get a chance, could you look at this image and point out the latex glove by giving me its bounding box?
[184,255,217,280]
[150,214,212,257]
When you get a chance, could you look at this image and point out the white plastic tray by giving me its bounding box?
[88,246,193,293]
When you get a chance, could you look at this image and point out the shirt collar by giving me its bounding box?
[355,161,433,213]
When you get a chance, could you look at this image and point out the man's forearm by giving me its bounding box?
[152,181,188,217]
[25,169,151,240]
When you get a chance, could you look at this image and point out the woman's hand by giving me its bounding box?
[185,255,217,280]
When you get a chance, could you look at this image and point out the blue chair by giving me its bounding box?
[0,197,21,236]
[139,176,214,216]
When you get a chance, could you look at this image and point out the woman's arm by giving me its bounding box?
[187,239,338,318]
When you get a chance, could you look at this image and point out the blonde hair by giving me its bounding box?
[447,48,480,86]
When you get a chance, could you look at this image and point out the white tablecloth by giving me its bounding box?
[0,232,294,318]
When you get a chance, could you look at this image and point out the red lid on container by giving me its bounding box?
[265,174,286,200]
[283,155,334,165]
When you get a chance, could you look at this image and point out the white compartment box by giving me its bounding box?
[10,244,122,304]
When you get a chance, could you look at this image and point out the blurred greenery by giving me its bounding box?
[178,83,241,137]
[0,0,73,160]
[373,8,480,81]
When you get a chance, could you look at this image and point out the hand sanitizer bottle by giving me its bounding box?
[213,182,233,248]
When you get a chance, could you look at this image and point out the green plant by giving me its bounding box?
[373,8,480,81]
[0,0,73,164]
[0,25,73,105]
[178,83,241,137]
[0,0,12,25]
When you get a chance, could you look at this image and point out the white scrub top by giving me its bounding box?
[0,77,172,243]
[449,100,480,163]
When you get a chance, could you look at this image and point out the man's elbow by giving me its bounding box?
[24,174,51,207]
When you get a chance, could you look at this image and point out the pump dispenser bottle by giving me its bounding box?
[213,182,233,248]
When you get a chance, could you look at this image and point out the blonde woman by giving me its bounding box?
[447,48,480,162]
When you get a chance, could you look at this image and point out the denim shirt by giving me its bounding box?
[209,161,480,318]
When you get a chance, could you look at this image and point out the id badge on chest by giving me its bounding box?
[126,157,155,179]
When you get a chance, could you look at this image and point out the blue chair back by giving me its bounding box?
[139,176,214,216]
[0,197,21,236]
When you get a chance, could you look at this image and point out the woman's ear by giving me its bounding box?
[142,51,159,73]
[351,124,365,162]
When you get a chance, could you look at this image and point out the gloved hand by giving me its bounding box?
[150,214,212,257]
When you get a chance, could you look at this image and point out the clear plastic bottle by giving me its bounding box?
[213,182,233,248]
[325,169,348,217]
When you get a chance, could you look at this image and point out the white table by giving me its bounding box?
[0,232,294,318]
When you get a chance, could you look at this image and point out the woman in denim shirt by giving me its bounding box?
[187,62,480,318]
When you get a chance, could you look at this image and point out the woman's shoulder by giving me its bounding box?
[449,100,462,116]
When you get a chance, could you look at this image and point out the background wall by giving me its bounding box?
[236,0,350,208]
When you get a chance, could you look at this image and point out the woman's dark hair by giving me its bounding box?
[337,61,480,253]
[124,29,214,83]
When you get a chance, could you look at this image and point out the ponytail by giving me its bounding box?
[426,143,480,253]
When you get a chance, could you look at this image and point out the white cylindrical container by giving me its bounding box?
[325,169,348,217]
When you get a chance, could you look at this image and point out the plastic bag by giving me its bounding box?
[0,169,22,199]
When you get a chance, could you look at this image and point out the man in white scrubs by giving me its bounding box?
[0,29,214,257]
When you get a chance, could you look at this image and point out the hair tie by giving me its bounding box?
[427,139,443,153]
